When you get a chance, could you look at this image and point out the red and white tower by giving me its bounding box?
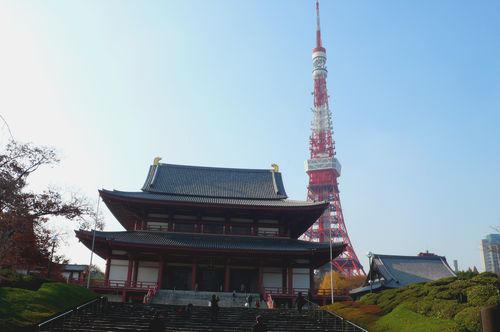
[302,0,365,277]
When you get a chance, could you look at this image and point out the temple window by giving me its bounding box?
[258,227,279,237]
[202,223,223,234]
[147,221,169,232]
[231,225,252,235]
[174,222,195,233]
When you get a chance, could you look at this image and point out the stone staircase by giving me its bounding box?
[42,302,365,332]
[151,290,262,308]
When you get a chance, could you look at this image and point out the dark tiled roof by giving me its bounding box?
[82,230,340,253]
[141,164,288,200]
[63,264,87,272]
[372,254,456,288]
[101,189,325,208]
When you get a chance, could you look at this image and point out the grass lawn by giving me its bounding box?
[374,305,460,332]
[0,282,96,332]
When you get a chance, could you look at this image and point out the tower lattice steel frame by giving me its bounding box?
[302,0,365,277]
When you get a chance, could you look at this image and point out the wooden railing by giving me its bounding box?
[263,287,349,297]
[71,279,157,290]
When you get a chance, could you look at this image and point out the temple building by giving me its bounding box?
[350,253,456,298]
[76,161,345,303]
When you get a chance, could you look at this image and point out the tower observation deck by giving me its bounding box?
[302,0,365,277]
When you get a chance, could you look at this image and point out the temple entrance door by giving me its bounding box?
[198,267,224,292]
[166,266,191,290]
[230,268,258,293]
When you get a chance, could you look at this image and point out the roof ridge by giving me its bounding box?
[156,163,278,173]
[375,254,444,260]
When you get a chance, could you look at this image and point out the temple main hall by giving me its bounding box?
[76,161,345,303]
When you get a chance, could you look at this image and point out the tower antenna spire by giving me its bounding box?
[316,0,322,48]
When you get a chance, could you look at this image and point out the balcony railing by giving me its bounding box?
[263,287,349,297]
[70,279,157,290]
[145,225,284,237]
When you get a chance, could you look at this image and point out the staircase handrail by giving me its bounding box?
[325,309,369,332]
[143,283,159,304]
[37,296,106,331]
[303,298,369,332]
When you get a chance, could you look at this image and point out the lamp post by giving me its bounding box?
[329,217,334,304]
[367,251,374,293]
[87,198,101,289]
[47,234,58,279]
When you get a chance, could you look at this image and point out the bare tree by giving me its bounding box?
[0,140,98,270]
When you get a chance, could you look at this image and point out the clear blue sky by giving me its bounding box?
[1,0,499,272]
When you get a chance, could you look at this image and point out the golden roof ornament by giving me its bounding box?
[153,156,162,166]
[271,163,279,172]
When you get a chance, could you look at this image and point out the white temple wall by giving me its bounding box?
[136,261,159,283]
[263,267,282,288]
[109,259,128,281]
[292,268,309,289]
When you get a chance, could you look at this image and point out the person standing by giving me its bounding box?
[252,315,268,332]
[295,292,306,313]
[148,312,165,332]
[247,294,254,308]
[210,294,220,322]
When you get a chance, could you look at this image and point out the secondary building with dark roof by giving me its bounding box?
[350,253,456,298]
[76,162,345,303]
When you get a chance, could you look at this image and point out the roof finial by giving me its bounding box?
[316,0,322,48]
[271,163,280,172]
[153,156,162,166]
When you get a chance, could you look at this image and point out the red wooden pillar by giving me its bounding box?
[157,259,165,289]
[282,268,287,294]
[126,258,133,287]
[309,267,315,294]
[224,263,230,292]
[133,260,139,286]
[191,260,197,290]
[258,265,263,294]
[287,267,293,295]
[104,258,110,282]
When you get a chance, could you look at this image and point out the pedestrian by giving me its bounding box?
[252,315,268,332]
[232,290,236,302]
[295,291,306,313]
[247,294,253,308]
[210,294,220,322]
[184,303,193,320]
[255,300,260,308]
[148,312,165,332]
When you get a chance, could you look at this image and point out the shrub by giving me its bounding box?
[470,272,499,286]
[466,284,498,306]
[486,294,500,306]
[427,277,457,287]
[454,307,481,332]
[0,269,45,290]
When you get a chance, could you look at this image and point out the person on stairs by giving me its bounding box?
[210,294,220,322]
[148,312,165,332]
[252,315,268,332]
[295,291,306,313]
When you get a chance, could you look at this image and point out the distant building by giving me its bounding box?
[62,264,87,282]
[350,253,456,298]
[480,234,500,276]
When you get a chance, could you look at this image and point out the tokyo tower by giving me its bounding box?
[302,0,365,277]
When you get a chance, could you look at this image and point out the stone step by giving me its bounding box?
[46,303,360,332]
